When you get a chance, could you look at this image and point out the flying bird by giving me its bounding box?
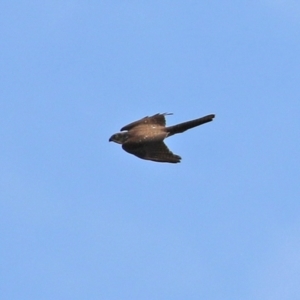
[109,113,215,163]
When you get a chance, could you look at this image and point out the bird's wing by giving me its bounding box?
[121,113,172,131]
[122,141,181,163]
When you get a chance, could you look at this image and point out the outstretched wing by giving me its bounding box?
[122,141,181,163]
[121,113,172,131]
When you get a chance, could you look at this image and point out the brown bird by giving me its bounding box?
[109,113,215,163]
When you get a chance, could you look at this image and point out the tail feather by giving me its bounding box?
[166,114,215,136]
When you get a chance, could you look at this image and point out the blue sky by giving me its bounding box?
[1,1,300,299]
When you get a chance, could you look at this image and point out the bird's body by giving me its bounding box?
[109,113,215,163]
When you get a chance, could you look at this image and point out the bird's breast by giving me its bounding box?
[129,127,167,143]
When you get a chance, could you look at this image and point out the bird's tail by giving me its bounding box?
[166,114,215,136]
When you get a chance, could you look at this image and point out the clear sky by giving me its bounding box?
[1,1,300,299]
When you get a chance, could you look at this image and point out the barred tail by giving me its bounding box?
[166,114,215,136]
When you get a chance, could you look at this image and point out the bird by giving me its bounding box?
[109,113,215,163]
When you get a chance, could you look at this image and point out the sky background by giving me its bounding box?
[1,1,300,299]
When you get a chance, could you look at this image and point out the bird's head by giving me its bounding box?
[109,132,129,144]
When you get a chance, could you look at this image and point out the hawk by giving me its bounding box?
[109,113,215,163]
